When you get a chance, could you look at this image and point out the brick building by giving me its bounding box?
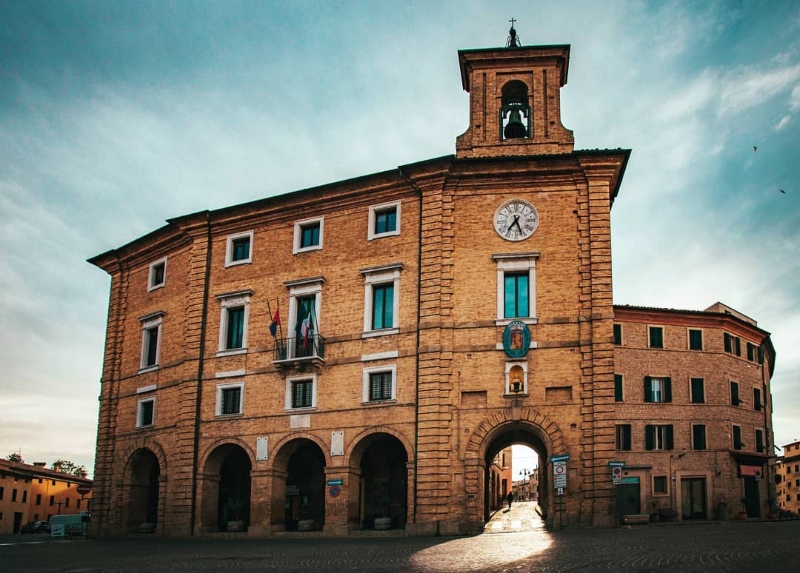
[88,35,775,537]
[612,304,775,521]
[776,440,800,516]
[0,459,93,534]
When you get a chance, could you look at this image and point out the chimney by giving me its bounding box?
[33,462,46,467]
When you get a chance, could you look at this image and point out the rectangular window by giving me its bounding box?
[645,424,674,451]
[688,329,703,350]
[217,290,251,354]
[730,381,741,406]
[225,307,245,349]
[753,388,763,411]
[690,378,705,404]
[369,371,394,402]
[724,333,741,356]
[216,383,243,416]
[615,424,632,451]
[137,398,155,427]
[291,379,314,409]
[654,476,668,494]
[148,258,167,291]
[755,429,765,453]
[368,201,401,240]
[371,283,394,330]
[733,425,743,450]
[747,342,756,361]
[692,424,707,450]
[49,495,54,506]
[65,497,69,508]
[12,489,17,502]
[36,494,41,505]
[504,272,529,318]
[0,487,3,500]
[225,231,253,266]
[613,324,622,345]
[22,490,27,503]
[293,217,324,253]
[614,374,623,402]
[644,376,672,403]
[139,312,164,371]
[649,326,664,349]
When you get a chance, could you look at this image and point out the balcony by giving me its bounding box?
[273,334,326,372]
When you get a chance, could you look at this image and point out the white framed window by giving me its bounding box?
[644,376,672,403]
[293,216,324,254]
[285,373,317,410]
[136,397,155,428]
[148,257,167,291]
[368,201,401,240]
[216,290,251,355]
[139,311,164,372]
[216,382,244,416]
[361,263,402,336]
[363,364,397,403]
[286,278,323,358]
[225,230,253,267]
[504,361,528,395]
[493,253,538,323]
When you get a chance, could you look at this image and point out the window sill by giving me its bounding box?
[147,283,165,293]
[362,399,397,406]
[215,413,244,419]
[368,230,400,240]
[293,245,322,255]
[224,259,252,268]
[362,328,399,339]
[216,348,247,357]
[135,424,154,430]
[138,365,159,374]
[286,407,316,413]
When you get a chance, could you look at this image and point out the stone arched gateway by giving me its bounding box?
[117,439,168,535]
[463,408,567,529]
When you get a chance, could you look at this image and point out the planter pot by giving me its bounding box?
[736,512,748,520]
[138,522,156,534]
[227,520,246,532]
[374,516,392,530]
[297,518,315,531]
[649,513,660,523]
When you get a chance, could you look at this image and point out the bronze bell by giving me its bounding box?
[504,108,526,139]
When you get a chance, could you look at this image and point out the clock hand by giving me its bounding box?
[508,215,523,234]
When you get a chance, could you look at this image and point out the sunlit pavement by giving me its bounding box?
[484,500,546,533]
[3,518,800,572]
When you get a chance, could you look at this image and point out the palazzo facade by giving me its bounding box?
[88,37,775,537]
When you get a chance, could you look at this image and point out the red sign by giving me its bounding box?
[76,484,92,495]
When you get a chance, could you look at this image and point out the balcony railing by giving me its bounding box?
[273,334,326,366]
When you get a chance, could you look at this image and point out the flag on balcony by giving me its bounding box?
[269,308,281,337]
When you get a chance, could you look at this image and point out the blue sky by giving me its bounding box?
[1,1,798,476]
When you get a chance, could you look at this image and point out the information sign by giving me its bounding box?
[552,455,569,489]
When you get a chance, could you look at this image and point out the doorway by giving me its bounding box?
[680,477,707,520]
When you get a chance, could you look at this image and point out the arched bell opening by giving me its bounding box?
[354,433,409,530]
[500,80,531,140]
[124,448,161,533]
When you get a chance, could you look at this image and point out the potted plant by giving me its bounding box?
[374,497,392,530]
[736,497,748,520]
[766,498,777,519]
[225,497,246,532]
[649,500,660,522]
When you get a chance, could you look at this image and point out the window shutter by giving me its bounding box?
[614,374,623,401]
[644,377,653,403]
[645,425,654,450]
[724,333,731,353]
[664,378,672,403]
[666,425,674,450]
[624,425,632,451]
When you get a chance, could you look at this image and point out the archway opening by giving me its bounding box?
[217,447,251,531]
[358,433,408,529]
[284,439,326,531]
[483,424,550,524]
[125,448,160,532]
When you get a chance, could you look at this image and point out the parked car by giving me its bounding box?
[20,520,48,534]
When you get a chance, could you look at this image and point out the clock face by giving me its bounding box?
[493,199,539,241]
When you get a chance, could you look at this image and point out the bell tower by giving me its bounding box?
[455,24,574,158]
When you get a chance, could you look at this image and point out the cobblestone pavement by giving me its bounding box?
[484,500,546,533]
[3,517,799,572]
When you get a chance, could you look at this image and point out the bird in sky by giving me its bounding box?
[753,146,757,152]
[780,189,786,194]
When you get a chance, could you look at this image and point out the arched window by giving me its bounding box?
[500,80,530,140]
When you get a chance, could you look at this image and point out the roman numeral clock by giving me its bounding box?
[493,198,539,241]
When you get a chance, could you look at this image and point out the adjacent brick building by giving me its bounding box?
[88,34,775,537]
[776,440,800,515]
[0,459,93,534]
